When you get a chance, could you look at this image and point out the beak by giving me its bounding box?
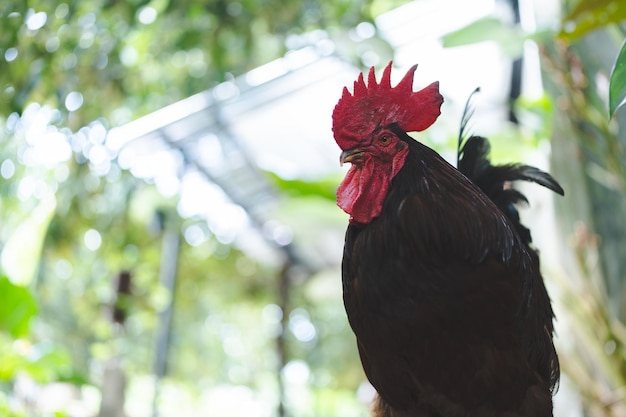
[340,149,365,166]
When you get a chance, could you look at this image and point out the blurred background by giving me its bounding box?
[1,0,625,416]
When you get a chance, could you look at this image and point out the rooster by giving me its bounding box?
[333,62,562,417]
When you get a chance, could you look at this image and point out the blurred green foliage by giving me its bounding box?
[559,0,626,41]
[0,0,393,415]
[609,39,626,117]
[0,277,37,339]
[0,0,383,129]
[266,171,340,202]
[442,17,529,57]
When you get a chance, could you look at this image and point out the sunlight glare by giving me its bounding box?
[1,159,15,179]
[282,360,310,385]
[183,224,208,247]
[5,48,18,62]
[26,11,47,31]
[65,92,84,112]
[84,229,102,251]
[137,6,157,25]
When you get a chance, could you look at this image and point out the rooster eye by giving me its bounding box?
[379,135,390,145]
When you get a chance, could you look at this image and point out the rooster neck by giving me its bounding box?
[345,139,529,288]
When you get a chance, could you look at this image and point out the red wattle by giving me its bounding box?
[337,148,408,224]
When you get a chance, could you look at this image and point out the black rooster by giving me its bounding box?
[333,63,562,417]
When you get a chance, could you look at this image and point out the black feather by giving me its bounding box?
[456,88,563,246]
[458,136,564,245]
[457,87,481,167]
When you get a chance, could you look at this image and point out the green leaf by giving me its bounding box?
[560,0,626,41]
[566,0,615,21]
[0,334,77,384]
[0,196,56,285]
[610,38,626,118]
[21,346,73,383]
[0,276,37,338]
[266,171,340,202]
[442,17,526,58]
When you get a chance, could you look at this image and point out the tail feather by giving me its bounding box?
[456,88,563,244]
[458,135,564,244]
[456,87,481,168]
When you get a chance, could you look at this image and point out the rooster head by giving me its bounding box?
[332,62,443,224]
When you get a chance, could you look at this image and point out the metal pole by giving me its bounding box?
[276,261,292,417]
[151,210,180,417]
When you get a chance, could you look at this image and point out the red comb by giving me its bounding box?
[332,62,443,149]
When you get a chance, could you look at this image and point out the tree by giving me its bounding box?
[1,0,376,128]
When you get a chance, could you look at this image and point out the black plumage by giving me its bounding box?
[341,117,562,416]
